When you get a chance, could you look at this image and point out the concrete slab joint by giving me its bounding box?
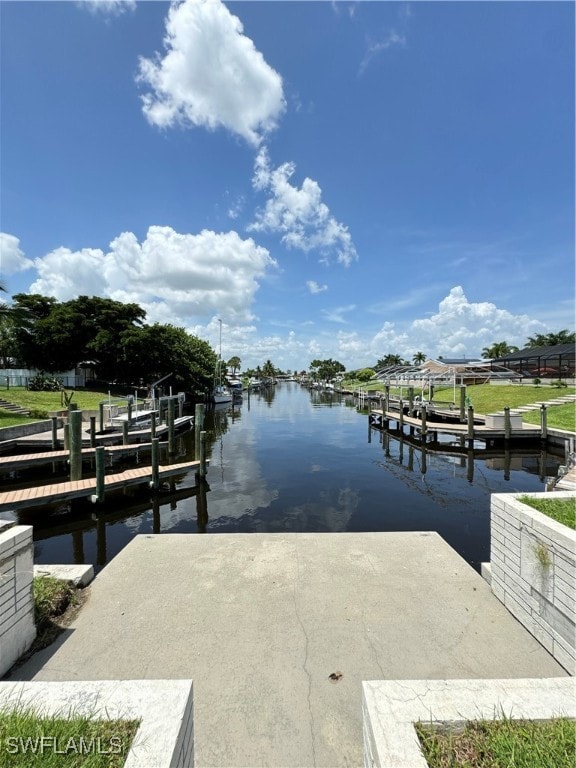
[362,677,576,768]
[486,492,576,674]
[0,680,194,768]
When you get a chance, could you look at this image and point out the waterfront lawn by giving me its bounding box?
[523,403,576,432]
[517,495,576,530]
[415,716,575,768]
[0,706,139,768]
[432,384,575,412]
[0,409,33,428]
[0,388,123,421]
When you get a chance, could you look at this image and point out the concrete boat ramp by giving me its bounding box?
[8,532,567,767]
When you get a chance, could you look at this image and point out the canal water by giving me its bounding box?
[18,382,559,572]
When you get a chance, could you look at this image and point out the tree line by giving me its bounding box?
[0,294,218,395]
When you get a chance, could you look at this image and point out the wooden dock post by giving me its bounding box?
[408,386,414,415]
[421,445,427,475]
[399,400,404,430]
[89,416,96,448]
[69,410,83,481]
[407,445,414,472]
[92,446,105,503]
[127,399,133,424]
[467,405,474,446]
[540,405,548,439]
[51,417,58,450]
[150,412,156,440]
[99,402,105,433]
[504,407,511,441]
[150,438,160,490]
[195,404,205,459]
[122,422,129,446]
[63,422,70,451]
[460,385,467,422]
[168,398,175,454]
[421,404,427,437]
[199,430,207,478]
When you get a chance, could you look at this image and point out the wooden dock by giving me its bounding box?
[0,443,157,473]
[369,408,542,442]
[0,460,207,512]
[555,467,576,492]
[10,415,193,450]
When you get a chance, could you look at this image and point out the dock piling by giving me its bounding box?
[504,407,511,441]
[69,410,83,481]
[89,416,96,448]
[195,404,205,459]
[421,404,427,437]
[199,430,207,478]
[122,422,129,446]
[168,399,175,454]
[150,438,160,490]
[51,417,59,450]
[99,402,105,433]
[540,405,548,439]
[92,446,106,503]
[459,385,467,422]
[467,405,475,445]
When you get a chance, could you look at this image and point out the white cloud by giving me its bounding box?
[359,30,406,76]
[249,147,358,266]
[80,0,136,16]
[306,280,328,294]
[0,233,35,275]
[137,0,285,146]
[321,304,356,324]
[29,226,276,324]
[333,286,546,367]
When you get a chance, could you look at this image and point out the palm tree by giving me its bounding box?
[412,352,426,365]
[481,341,518,360]
[527,330,575,348]
[227,356,241,375]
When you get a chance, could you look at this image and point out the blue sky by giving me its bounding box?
[1,0,574,372]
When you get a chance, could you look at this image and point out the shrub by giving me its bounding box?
[29,409,49,420]
[27,374,63,392]
[551,379,568,388]
[357,368,375,382]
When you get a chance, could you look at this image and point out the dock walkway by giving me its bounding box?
[0,460,203,512]
[0,443,156,472]
[8,533,567,767]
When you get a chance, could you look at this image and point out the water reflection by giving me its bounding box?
[3,382,565,571]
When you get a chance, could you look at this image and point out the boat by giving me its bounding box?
[211,320,233,404]
[227,378,244,399]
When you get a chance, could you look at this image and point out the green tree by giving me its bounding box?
[309,358,345,382]
[227,356,241,375]
[526,330,575,348]
[412,352,427,365]
[357,367,375,382]
[10,294,145,374]
[481,341,518,360]
[262,359,276,378]
[376,354,404,368]
[121,324,217,394]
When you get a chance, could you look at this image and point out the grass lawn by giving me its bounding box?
[0,707,139,767]
[415,716,575,768]
[339,382,575,432]
[0,388,133,427]
[517,495,576,530]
